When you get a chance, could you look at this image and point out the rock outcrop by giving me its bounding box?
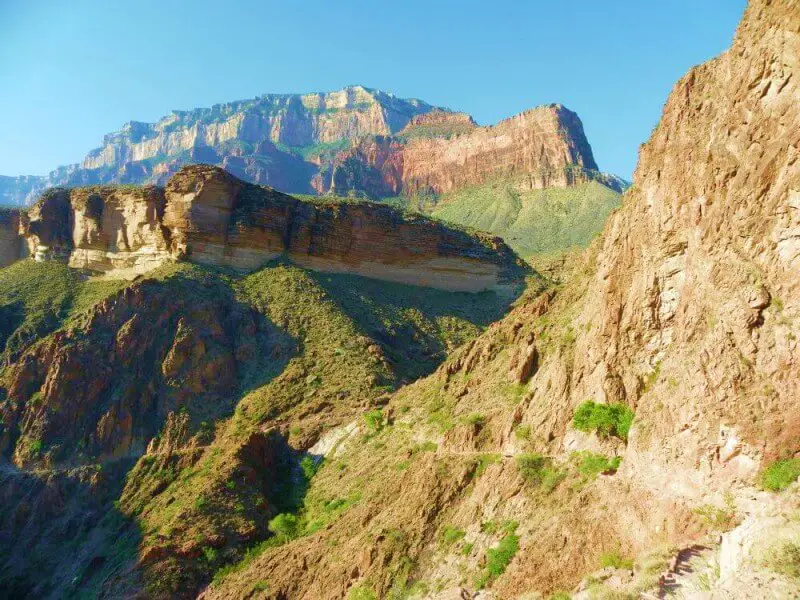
[0,87,622,205]
[10,165,527,291]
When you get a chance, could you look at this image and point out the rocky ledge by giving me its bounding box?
[4,165,528,292]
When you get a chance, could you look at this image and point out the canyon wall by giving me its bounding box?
[0,88,622,206]
[12,165,527,292]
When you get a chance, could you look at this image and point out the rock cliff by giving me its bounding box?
[9,165,527,292]
[202,0,800,597]
[0,87,621,206]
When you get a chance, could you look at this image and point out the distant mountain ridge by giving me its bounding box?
[0,85,623,206]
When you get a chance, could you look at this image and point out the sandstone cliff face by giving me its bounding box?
[0,273,288,468]
[326,104,617,198]
[12,165,527,292]
[0,87,621,206]
[203,1,800,598]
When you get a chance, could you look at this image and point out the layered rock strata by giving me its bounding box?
[10,165,527,292]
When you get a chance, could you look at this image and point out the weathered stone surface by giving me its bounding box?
[13,165,527,292]
[0,87,622,206]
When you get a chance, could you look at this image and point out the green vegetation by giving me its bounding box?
[440,525,466,547]
[363,409,384,434]
[575,452,621,479]
[347,586,378,600]
[762,540,800,579]
[516,453,566,493]
[472,453,501,478]
[475,531,520,589]
[599,549,634,570]
[268,513,299,541]
[0,260,128,360]
[759,458,800,491]
[693,492,738,532]
[431,178,621,259]
[572,401,634,441]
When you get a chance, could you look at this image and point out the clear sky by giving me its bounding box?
[1,0,746,179]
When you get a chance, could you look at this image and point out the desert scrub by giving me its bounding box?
[693,492,738,532]
[599,549,634,570]
[572,400,634,440]
[760,458,800,491]
[440,525,466,548]
[575,452,621,479]
[472,453,501,478]
[761,540,800,579]
[474,532,520,588]
[516,453,566,493]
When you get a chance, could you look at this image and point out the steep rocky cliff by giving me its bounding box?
[8,165,527,292]
[200,0,800,597]
[0,87,621,208]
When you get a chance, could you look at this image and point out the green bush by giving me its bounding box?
[572,401,634,440]
[599,549,634,570]
[440,525,466,547]
[516,454,565,492]
[347,586,377,600]
[464,413,485,426]
[363,409,384,434]
[300,456,321,480]
[486,534,520,578]
[577,452,621,479]
[760,459,800,491]
[268,513,299,541]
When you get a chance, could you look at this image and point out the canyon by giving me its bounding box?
[1,0,799,599]
[0,87,622,205]
[0,164,526,292]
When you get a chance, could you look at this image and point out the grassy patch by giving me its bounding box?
[760,459,800,491]
[575,452,621,479]
[572,401,634,440]
[431,178,621,260]
[599,549,634,570]
[516,453,566,493]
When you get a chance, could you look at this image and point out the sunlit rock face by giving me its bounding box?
[0,86,622,207]
[13,165,528,292]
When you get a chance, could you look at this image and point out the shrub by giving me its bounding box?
[363,409,384,434]
[516,454,565,492]
[464,413,485,427]
[576,452,621,479]
[300,456,321,480]
[514,425,532,441]
[760,459,800,492]
[268,513,299,541]
[440,525,466,547]
[762,541,800,579]
[473,453,501,477]
[486,534,520,578]
[572,401,634,440]
[201,546,218,563]
[693,492,738,532]
[599,549,634,570]
[347,586,377,600]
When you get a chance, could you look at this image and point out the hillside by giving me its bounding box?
[202,0,800,598]
[0,257,528,598]
[430,178,624,260]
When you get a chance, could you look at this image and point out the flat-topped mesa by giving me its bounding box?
[326,103,615,198]
[16,165,528,292]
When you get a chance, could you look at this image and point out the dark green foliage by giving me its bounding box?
[515,454,565,492]
[268,513,299,541]
[572,401,634,440]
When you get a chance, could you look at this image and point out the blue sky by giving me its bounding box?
[1,0,745,179]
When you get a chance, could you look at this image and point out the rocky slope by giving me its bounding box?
[199,0,800,597]
[3,165,527,292]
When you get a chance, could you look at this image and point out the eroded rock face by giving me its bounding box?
[0,87,620,206]
[326,104,618,198]
[0,274,290,467]
[13,165,527,292]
